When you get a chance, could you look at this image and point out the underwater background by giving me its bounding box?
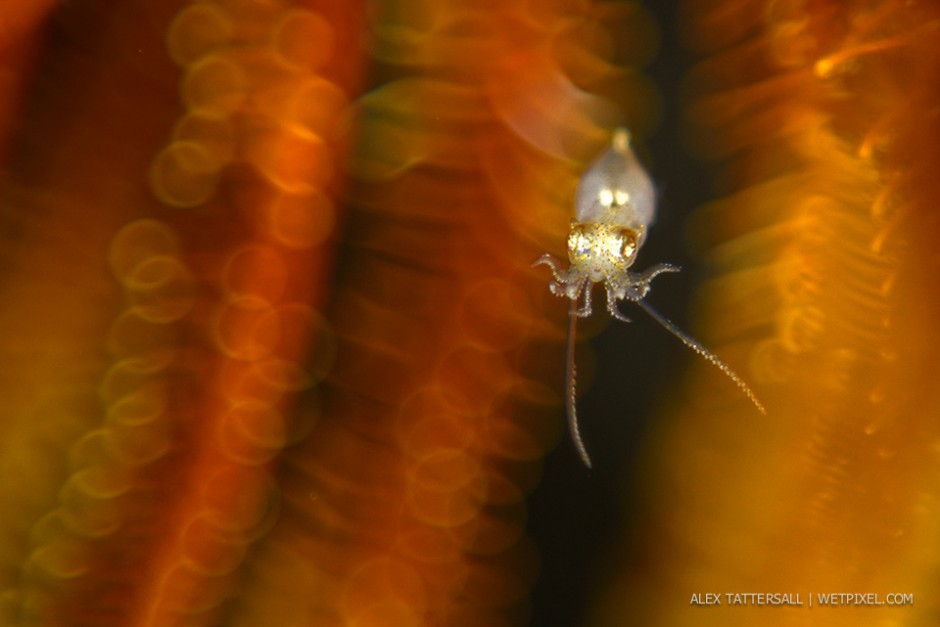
[0,1,937,626]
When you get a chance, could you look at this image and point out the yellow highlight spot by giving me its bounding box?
[167,3,234,67]
[813,57,836,78]
[265,190,335,250]
[150,141,220,208]
[814,32,921,79]
[271,9,335,71]
[182,54,247,117]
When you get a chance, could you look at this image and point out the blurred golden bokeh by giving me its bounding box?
[0,0,654,625]
[5,1,938,626]
[595,2,940,627]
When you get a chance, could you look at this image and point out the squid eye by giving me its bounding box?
[615,228,638,260]
[566,222,593,260]
[574,128,656,228]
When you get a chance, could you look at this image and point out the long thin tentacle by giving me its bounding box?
[567,298,593,467]
[633,298,766,415]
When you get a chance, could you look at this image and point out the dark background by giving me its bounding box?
[526,1,715,624]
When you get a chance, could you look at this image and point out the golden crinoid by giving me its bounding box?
[594,2,940,627]
[0,1,658,626]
